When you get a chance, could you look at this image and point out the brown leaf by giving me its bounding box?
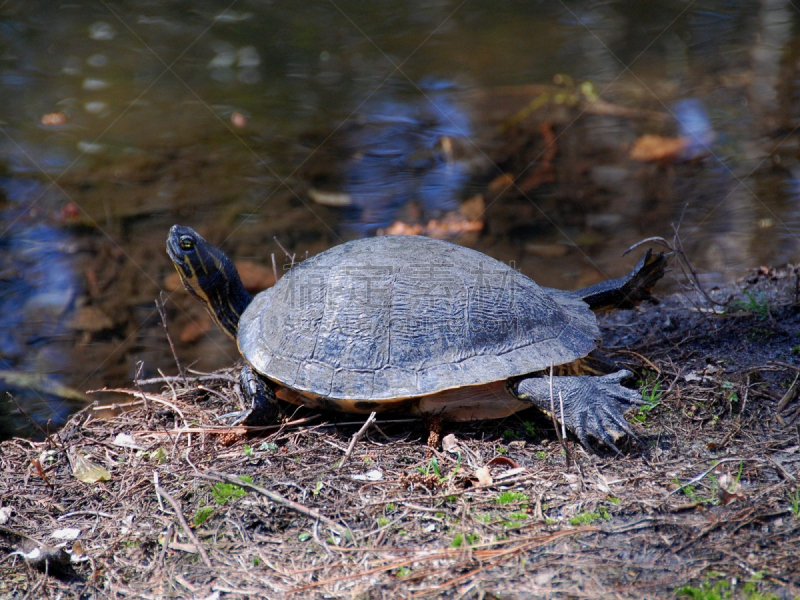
[629,134,687,163]
[486,456,520,469]
[717,473,745,505]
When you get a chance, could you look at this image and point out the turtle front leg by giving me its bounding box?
[510,370,643,451]
[236,364,281,425]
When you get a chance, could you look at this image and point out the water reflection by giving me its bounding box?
[308,79,473,235]
[0,179,83,438]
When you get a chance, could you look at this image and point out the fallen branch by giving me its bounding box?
[338,412,377,470]
[154,473,212,568]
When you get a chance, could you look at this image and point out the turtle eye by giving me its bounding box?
[179,235,195,251]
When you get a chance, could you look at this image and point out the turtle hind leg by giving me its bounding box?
[234,364,281,425]
[510,370,643,451]
[576,249,669,313]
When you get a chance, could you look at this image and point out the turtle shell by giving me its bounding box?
[237,235,599,401]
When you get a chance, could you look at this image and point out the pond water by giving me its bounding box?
[1,1,799,438]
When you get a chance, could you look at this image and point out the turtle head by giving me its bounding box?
[166,225,252,339]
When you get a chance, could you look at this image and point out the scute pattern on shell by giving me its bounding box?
[238,236,599,401]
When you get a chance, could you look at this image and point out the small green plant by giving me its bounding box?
[507,511,528,521]
[523,421,538,437]
[674,462,744,507]
[677,572,780,600]
[569,507,610,526]
[243,444,254,457]
[258,441,278,452]
[536,451,547,460]
[502,512,529,528]
[731,290,770,320]
[503,429,521,441]
[678,483,706,504]
[297,531,311,542]
[192,506,214,527]
[377,516,389,527]
[495,491,529,505]
[252,557,261,566]
[496,445,508,454]
[312,480,323,497]
[386,503,396,512]
[608,496,620,505]
[450,532,480,547]
[789,489,800,518]
[417,456,443,479]
[395,566,412,578]
[210,476,253,504]
[634,378,663,423]
[721,381,739,405]
[791,344,800,355]
[150,447,168,464]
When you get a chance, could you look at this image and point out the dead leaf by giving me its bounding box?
[112,433,146,451]
[51,528,81,541]
[442,434,460,454]
[629,134,687,162]
[474,466,493,486]
[494,467,527,480]
[71,453,111,484]
[717,473,745,505]
[534,569,556,586]
[595,475,612,494]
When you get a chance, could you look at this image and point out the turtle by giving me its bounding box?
[167,225,667,450]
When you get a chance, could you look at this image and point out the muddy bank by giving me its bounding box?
[0,264,798,599]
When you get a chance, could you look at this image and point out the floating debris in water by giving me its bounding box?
[88,22,115,41]
[40,112,67,126]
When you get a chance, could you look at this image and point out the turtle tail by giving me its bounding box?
[575,249,669,314]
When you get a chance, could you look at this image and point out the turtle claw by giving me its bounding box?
[238,364,280,425]
[216,409,253,426]
[513,369,642,451]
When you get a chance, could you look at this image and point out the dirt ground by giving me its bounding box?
[1,263,799,599]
